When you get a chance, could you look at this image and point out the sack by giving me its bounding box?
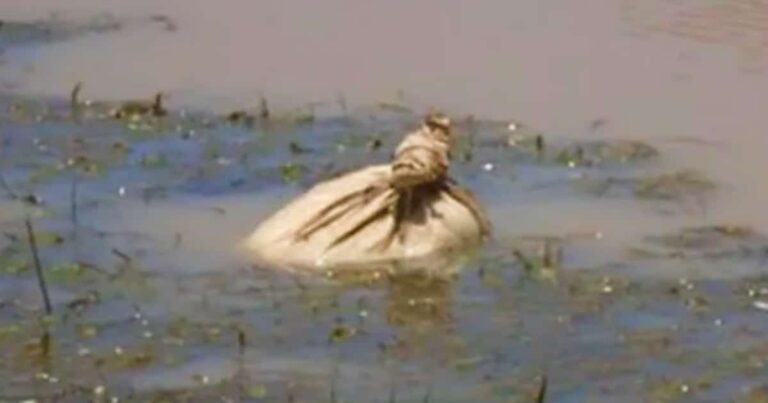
[242,114,490,273]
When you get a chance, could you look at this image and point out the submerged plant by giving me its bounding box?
[279,162,305,182]
[225,110,256,127]
[570,169,715,205]
[110,92,167,119]
[632,225,768,260]
[633,170,714,200]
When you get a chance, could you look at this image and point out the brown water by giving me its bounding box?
[2,2,768,400]
[2,0,768,233]
[3,0,766,255]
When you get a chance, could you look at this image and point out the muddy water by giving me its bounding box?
[1,1,768,401]
[1,0,768,230]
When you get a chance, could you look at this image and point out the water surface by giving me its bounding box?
[1,1,768,401]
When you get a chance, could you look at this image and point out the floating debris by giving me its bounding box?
[367,137,383,152]
[328,323,357,343]
[225,110,255,127]
[110,92,167,119]
[753,300,768,311]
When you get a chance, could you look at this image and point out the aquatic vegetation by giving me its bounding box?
[503,127,659,169]
[278,162,306,182]
[46,262,88,283]
[631,225,768,260]
[140,152,170,168]
[0,85,762,401]
[0,255,27,275]
[223,98,271,128]
[110,92,167,120]
[508,235,565,272]
[376,101,413,115]
[0,20,57,46]
[25,218,52,315]
[224,110,256,128]
[555,139,659,167]
[328,323,358,343]
[27,162,66,184]
[0,14,164,49]
[504,124,544,151]
[633,169,715,201]
[566,169,716,207]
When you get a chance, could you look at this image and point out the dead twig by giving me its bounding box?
[535,374,548,403]
[535,135,545,161]
[25,217,53,315]
[70,172,78,232]
[70,82,83,122]
[111,248,132,265]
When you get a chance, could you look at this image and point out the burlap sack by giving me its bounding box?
[242,114,490,273]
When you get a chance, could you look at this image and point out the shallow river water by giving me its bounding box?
[1,1,768,401]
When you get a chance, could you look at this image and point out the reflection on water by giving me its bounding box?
[386,273,454,327]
